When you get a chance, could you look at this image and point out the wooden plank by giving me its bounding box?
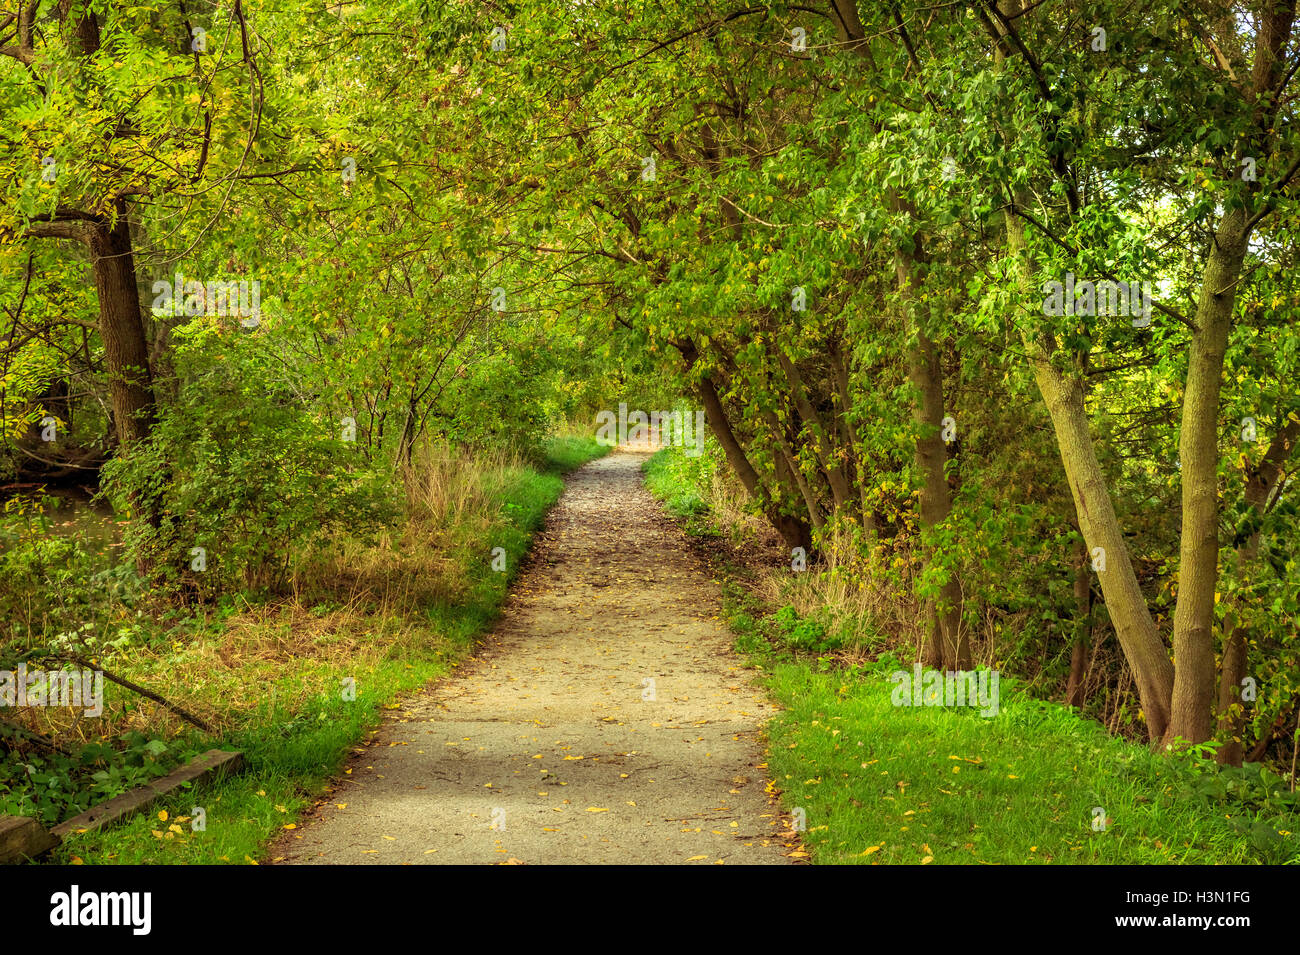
[0,816,59,864]
[51,749,243,839]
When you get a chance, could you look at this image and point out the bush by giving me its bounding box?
[102,327,398,600]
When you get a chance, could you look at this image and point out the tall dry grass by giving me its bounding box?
[303,441,528,613]
[13,442,533,743]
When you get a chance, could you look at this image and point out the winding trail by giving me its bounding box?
[274,449,792,865]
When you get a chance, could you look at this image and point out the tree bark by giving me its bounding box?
[1166,212,1248,747]
[1166,0,1297,741]
[1002,205,1175,740]
[898,252,966,671]
[89,203,156,449]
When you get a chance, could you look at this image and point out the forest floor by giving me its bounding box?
[271,450,795,865]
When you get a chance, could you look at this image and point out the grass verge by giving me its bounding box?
[642,449,1300,866]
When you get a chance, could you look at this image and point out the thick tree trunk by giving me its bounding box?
[1025,351,1175,739]
[89,204,156,448]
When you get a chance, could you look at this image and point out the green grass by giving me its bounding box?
[541,435,609,474]
[641,449,716,536]
[643,448,1300,866]
[45,436,607,864]
[758,654,1299,865]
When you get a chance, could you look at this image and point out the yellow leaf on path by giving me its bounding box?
[336,804,348,809]
[283,823,297,830]
[686,855,707,861]
[586,807,609,813]
[383,836,395,841]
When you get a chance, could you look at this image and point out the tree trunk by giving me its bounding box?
[1165,212,1249,747]
[683,342,812,552]
[765,411,826,531]
[89,204,156,449]
[897,241,967,671]
[777,352,853,514]
[1003,207,1174,741]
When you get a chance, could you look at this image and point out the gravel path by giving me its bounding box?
[274,449,793,865]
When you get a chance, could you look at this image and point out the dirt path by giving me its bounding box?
[274,449,793,865]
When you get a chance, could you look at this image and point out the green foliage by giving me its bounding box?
[101,326,398,599]
[642,449,709,518]
[772,604,842,654]
[0,729,190,827]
